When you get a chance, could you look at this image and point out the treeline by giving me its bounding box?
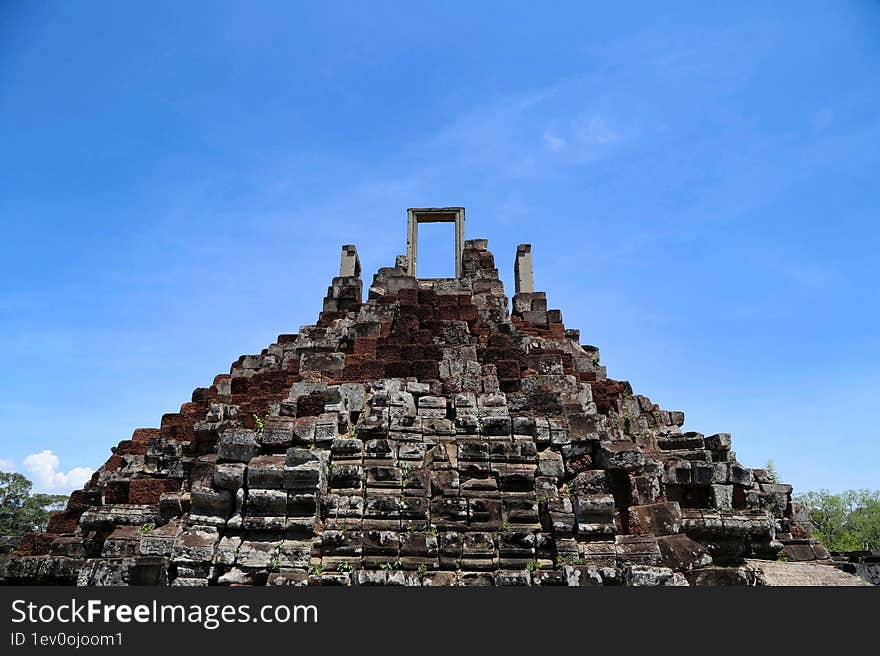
[794,489,880,552]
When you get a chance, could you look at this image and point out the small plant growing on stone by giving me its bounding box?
[253,413,265,433]
[427,525,439,536]
[417,563,428,576]
[336,561,353,572]
[501,521,511,530]
[269,555,282,571]
[525,560,541,572]
[308,564,324,576]
[138,522,156,536]
[555,555,582,568]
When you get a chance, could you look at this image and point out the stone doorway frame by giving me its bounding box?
[406,207,465,278]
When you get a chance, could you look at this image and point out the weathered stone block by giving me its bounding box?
[711,484,734,511]
[217,430,258,463]
[537,450,564,478]
[480,416,511,436]
[129,479,167,505]
[172,527,219,563]
[657,534,713,571]
[615,534,661,565]
[623,565,676,586]
[248,455,287,489]
[627,502,682,536]
[495,569,530,585]
[563,565,603,586]
[189,486,234,518]
[214,463,245,491]
[283,448,325,492]
[236,540,279,568]
[706,432,732,451]
[574,494,615,526]
[685,567,754,586]
[260,417,296,448]
[246,488,288,516]
[596,441,644,470]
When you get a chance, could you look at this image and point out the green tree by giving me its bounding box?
[0,471,68,536]
[794,489,880,552]
[765,459,780,483]
[847,494,880,551]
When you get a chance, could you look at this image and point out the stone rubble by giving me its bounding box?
[829,550,880,585]
[1,211,841,586]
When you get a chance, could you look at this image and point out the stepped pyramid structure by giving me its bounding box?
[3,208,838,586]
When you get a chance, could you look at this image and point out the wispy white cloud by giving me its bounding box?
[386,82,630,185]
[543,131,566,152]
[23,450,92,494]
[543,112,621,164]
[573,114,619,145]
[0,458,14,471]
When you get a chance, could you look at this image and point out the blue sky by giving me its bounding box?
[1,2,878,494]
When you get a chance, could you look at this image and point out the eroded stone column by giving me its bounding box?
[340,244,361,278]
[514,243,534,294]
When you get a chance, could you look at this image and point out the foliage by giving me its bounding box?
[794,489,880,552]
[0,471,68,536]
[765,459,780,483]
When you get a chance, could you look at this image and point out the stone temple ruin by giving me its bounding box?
[2,207,860,586]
